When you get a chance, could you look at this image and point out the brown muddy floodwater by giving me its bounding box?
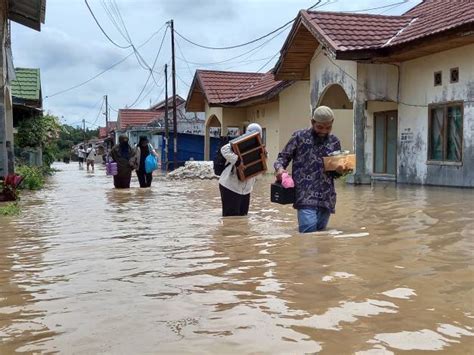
[0,163,473,354]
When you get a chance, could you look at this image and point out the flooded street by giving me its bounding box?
[0,163,473,354]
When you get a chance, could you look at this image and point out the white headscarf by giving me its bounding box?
[246,123,263,136]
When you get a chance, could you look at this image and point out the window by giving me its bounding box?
[450,67,459,83]
[434,71,442,86]
[428,103,463,163]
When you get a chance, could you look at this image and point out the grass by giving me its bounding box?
[0,202,20,216]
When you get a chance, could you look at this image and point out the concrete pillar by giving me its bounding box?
[0,3,7,177]
[204,126,210,161]
[347,64,371,185]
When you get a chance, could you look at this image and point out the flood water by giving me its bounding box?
[0,163,473,354]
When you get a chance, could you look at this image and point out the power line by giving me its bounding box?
[126,27,169,108]
[343,0,411,13]
[84,0,132,49]
[175,21,291,70]
[45,24,168,100]
[45,53,134,99]
[175,0,324,50]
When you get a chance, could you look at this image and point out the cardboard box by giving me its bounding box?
[323,154,356,171]
[230,132,267,180]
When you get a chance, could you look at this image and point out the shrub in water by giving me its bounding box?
[0,202,20,216]
[16,165,45,190]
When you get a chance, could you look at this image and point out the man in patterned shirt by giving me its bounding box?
[274,106,346,233]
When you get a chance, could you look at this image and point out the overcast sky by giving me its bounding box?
[11,0,421,128]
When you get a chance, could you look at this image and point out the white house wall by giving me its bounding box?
[398,44,474,187]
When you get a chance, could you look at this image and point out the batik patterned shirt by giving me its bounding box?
[274,128,341,213]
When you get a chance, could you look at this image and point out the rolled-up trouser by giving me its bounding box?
[297,208,331,233]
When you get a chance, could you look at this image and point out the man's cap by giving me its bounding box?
[312,106,335,123]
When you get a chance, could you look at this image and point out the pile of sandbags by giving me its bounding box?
[167,161,217,180]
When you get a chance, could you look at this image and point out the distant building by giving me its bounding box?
[0,0,46,176]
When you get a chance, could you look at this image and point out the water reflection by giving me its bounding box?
[0,163,472,353]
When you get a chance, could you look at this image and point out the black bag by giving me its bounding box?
[213,136,230,176]
[271,182,295,205]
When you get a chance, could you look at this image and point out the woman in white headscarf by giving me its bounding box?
[218,123,264,217]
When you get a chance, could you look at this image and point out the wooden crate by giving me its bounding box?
[230,132,267,180]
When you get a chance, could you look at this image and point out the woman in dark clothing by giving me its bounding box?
[132,136,159,188]
[110,135,135,188]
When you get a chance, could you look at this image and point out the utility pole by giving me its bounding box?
[105,95,108,129]
[170,19,178,170]
[104,94,109,150]
[82,119,86,148]
[164,64,169,171]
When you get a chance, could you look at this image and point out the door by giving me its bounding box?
[374,111,398,176]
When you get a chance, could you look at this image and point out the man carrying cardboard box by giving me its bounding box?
[274,106,350,233]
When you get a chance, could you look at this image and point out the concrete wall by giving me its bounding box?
[309,49,356,154]
[0,2,7,176]
[222,107,247,134]
[247,100,280,166]
[278,81,311,150]
[332,109,354,152]
[310,47,357,109]
[398,44,474,187]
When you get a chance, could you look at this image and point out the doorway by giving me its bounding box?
[373,111,398,176]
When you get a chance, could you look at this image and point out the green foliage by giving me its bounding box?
[0,202,20,216]
[16,113,62,167]
[16,113,61,148]
[16,165,45,190]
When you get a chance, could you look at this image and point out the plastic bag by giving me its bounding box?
[145,154,158,173]
[106,156,118,176]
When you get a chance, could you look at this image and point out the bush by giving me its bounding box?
[16,165,45,190]
[0,202,20,216]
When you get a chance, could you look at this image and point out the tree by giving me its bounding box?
[16,113,62,166]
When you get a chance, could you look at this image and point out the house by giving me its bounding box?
[115,108,164,148]
[114,95,205,154]
[0,0,46,176]
[273,0,474,187]
[186,69,354,166]
[11,68,43,165]
[149,95,205,135]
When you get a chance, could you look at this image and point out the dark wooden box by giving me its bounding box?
[271,182,295,205]
[230,131,267,180]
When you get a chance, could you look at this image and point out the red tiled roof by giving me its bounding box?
[299,0,474,52]
[117,109,164,129]
[195,70,289,105]
[99,127,107,138]
[301,11,411,51]
[391,0,474,46]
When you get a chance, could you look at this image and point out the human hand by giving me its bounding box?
[335,164,345,175]
[275,168,287,181]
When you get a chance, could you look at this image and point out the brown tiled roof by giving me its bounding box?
[391,0,474,46]
[99,127,107,139]
[195,70,289,105]
[300,1,474,52]
[301,11,411,51]
[117,109,164,129]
